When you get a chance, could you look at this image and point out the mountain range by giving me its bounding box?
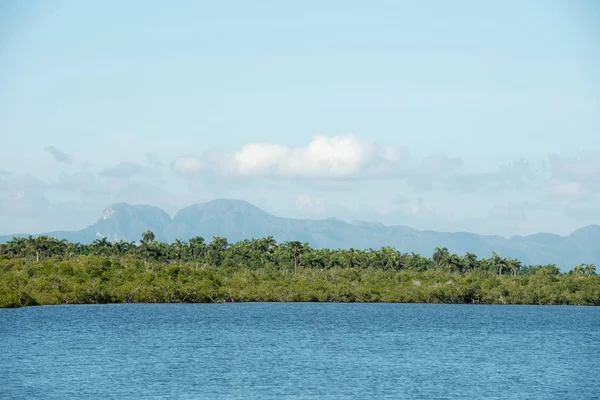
[1,199,599,269]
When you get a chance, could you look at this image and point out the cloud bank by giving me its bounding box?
[0,136,599,237]
[170,135,549,199]
[172,134,408,180]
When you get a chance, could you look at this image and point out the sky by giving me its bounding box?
[1,0,599,237]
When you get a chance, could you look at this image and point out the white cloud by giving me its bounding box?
[171,134,407,180]
[233,143,290,176]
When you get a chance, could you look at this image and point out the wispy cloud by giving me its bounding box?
[543,179,589,199]
[0,174,48,193]
[100,162,152,179]
[564,204,600,221]
[547,151,600,195]
[44,146,73,164]
[146,153,163,168]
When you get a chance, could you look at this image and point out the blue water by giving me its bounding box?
[1,303,599,399]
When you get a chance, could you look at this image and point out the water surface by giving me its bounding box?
[2,303,599,399]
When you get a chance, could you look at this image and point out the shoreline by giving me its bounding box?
[6,300,599,309]
[2,236,598,308]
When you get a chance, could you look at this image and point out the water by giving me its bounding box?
[1,303,599,399]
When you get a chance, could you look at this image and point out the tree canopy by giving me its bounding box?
[0,232,598,308]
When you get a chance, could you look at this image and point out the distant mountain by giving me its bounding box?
[1,199,599,269]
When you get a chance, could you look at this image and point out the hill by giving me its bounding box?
[1,199,599,269]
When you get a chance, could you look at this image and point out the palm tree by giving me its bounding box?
[307,254,326,269]
[544,264,560,275]
[432,247,450,271]
[139,239,162,263]
[207,236,228,266]
[208,236,228,251]
[91,237,112,256]
[506,258,522,276]
[141,229,155,244]
[65,242,84,259]
[448,253,462,273]
[188,236,205,259]
[113,240,134,257]
[171,238,187,260]
[288,240,303,273]
[229,240,253,265]
[572,265,584,276]
[462,252,479,272]
[32,235,52,262]
[262,236,277,252]
[491,252,506,275]
[583,264,597,277]
[379,246,401,271]
[4,237,25,257]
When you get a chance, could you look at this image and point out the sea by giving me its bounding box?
[2,303,599,399]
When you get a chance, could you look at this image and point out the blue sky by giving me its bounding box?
[1,0,599,236]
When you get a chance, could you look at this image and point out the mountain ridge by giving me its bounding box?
[1,198,599,269]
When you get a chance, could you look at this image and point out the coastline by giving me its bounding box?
[2,256,598,308]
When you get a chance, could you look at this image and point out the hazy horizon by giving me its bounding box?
[1,197,599,240]
[1,0,599,237]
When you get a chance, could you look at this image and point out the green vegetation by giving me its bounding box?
[1,232,598,308]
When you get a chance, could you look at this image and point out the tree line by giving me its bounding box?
[1,230,599,308]
[0,230,596,277]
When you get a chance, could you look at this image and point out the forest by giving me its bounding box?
[1,230,598,308]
